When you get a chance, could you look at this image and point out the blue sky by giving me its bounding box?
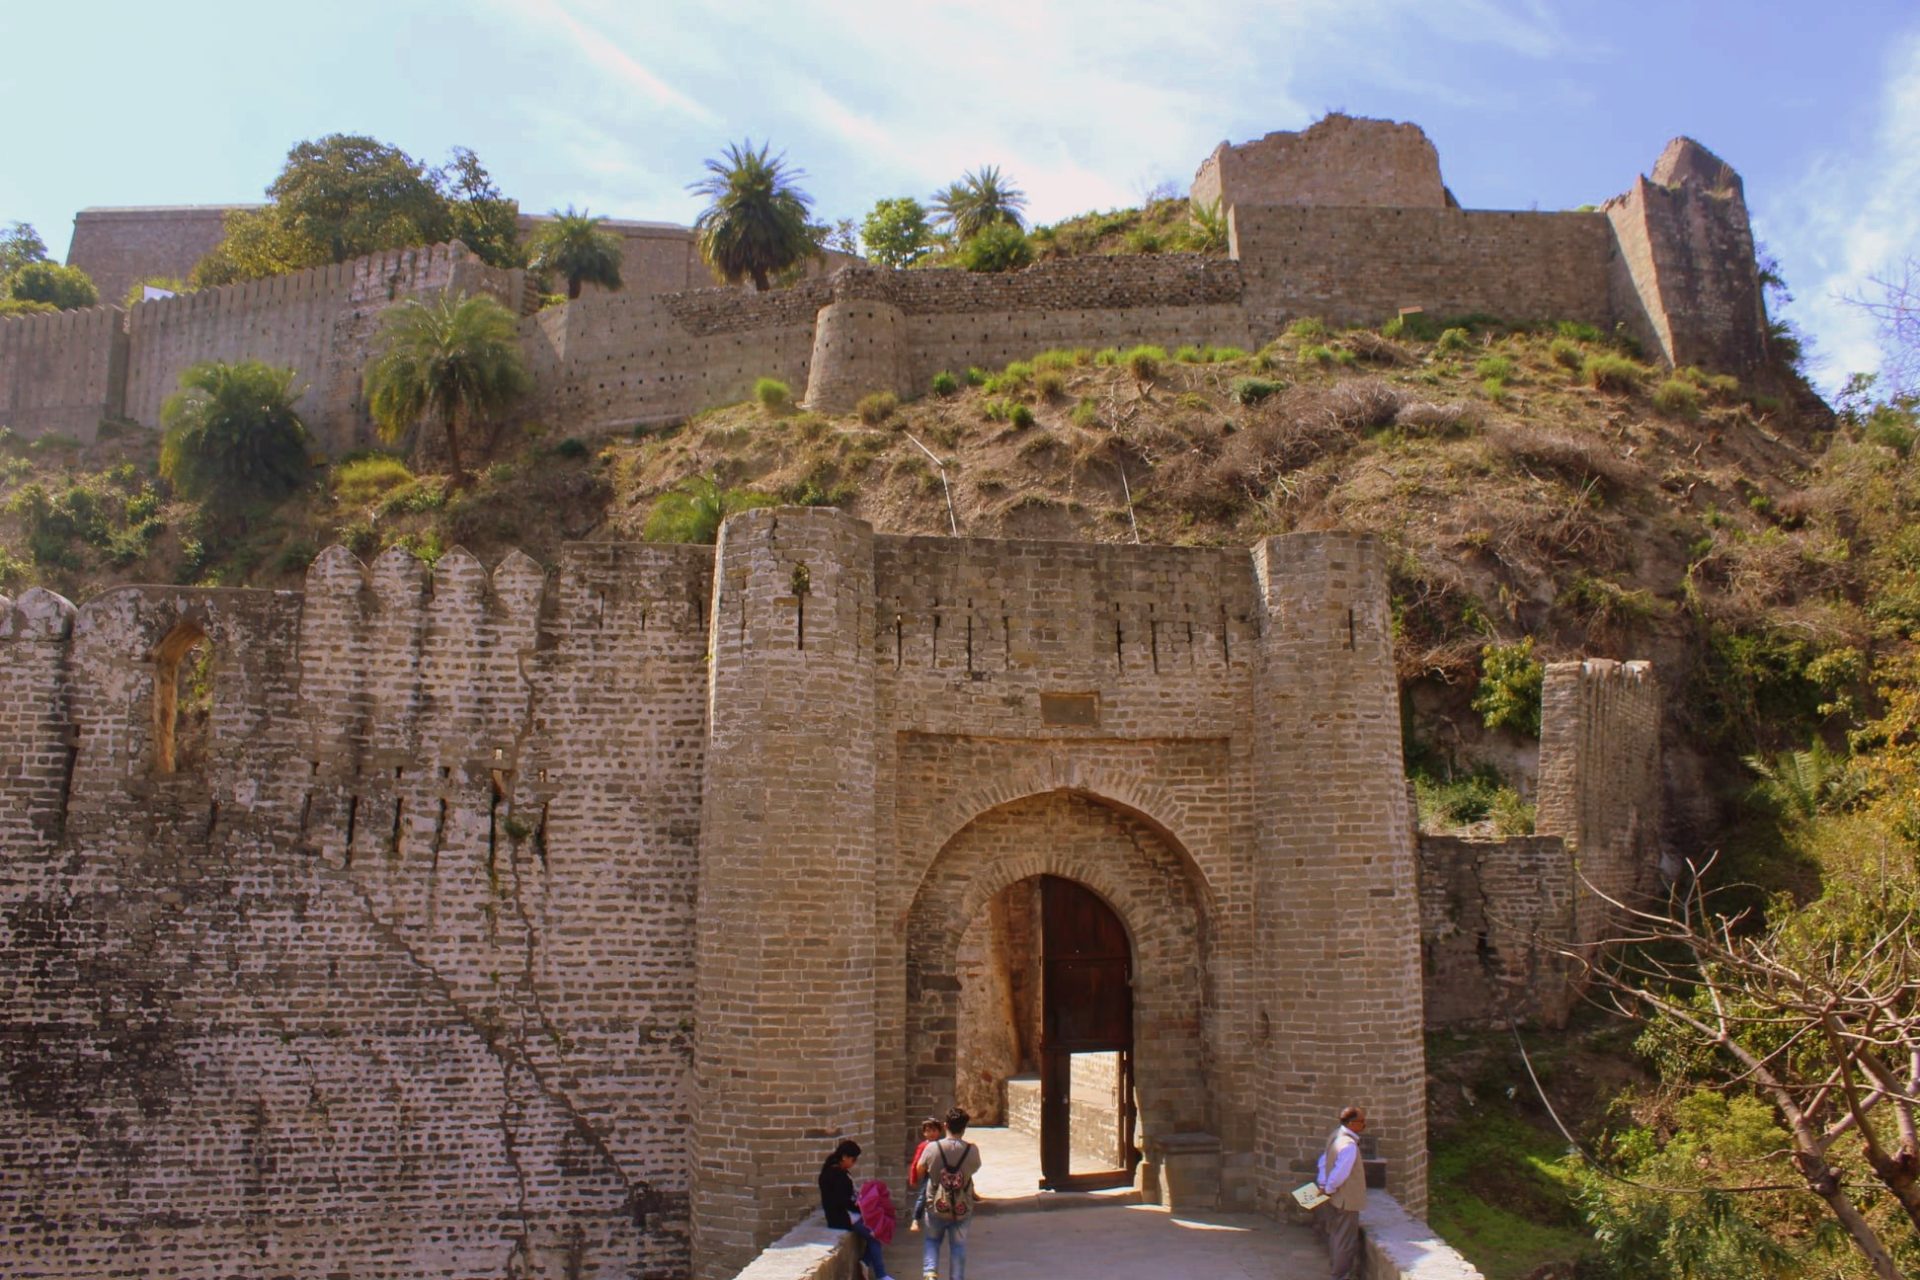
[4,0,1916,389]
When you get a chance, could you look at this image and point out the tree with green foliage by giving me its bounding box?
[193,136,523,286]
[1472,636,1544,735]
[8,260,99,310]
[363,292,530,484]
[528,207,624,299]
[1568,860,1920,1280]
[861,197,934,268]
[956,221,1033,273]
[1,221,47,277]
[932,166,1028,241]
[642,472,774,544]
[440,147,525,269]
[689,141,818,292]
[123,276,190,306]
[159,361,313,502]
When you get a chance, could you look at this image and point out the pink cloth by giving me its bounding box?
[856,1178,897,1244]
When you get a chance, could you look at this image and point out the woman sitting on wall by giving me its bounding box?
[819,1139,895,1280]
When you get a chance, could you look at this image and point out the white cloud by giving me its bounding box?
[1760,29,1920,392]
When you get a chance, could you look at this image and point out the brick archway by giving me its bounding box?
[903,789,1213,1151]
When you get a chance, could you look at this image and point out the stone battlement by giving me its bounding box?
[5,120,1773,446]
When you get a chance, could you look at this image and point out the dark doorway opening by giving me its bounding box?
[1037,875,1136,1190]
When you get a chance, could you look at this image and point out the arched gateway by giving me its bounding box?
[690,508,1427,1280]
[904,790,1213,1187]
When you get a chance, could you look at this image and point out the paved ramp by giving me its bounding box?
[879,1128,1324,1280]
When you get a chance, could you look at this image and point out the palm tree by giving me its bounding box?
[932,166,1028,241]
[363,292,530,483]
[159,360,313,501]
[688,141,817,292]
[528,207,624,300]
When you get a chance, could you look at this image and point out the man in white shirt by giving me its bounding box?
[1315,1105,1368,1280]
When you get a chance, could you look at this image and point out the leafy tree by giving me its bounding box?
[270,134,450,265]
[1472,636,1544,735]
[1,221,48,278]
[642,472,774,544]
[689,140,818,292]
[861,197,934,268]
[8,261,99,310]
[159,361,313,501]
[439,147,525,269]
[956,222,1033,273]
[123,276,190,306]
[1568,860,1920,1280]
[528,207,624,299]
[363,292,530,483]
[932,166,1028,241]
[192,136,523,285]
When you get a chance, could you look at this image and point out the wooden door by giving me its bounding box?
[1039,875,1136,1189]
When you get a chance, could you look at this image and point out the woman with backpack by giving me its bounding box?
[914,1108,981,1280]
[818,1139,896,1280]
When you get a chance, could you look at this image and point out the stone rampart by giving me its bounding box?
[121,241,529,453]
[65,204,253,306]
[1193,114,1451,214]
[1417,659,1662,1030]
[1231,205,1615,332]
[0,305,128,443]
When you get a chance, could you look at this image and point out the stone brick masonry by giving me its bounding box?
[2,120,1771,442]
[0,515,1486,1278]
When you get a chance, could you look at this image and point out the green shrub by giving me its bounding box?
[378,477,449,516]
[1070,399,1101,427]
[1033,349,1077,372]
[1231,376,1284,406]
[1174,344,1204,364]
[855,391,898,424]
[340,520,380,558]
[1205,345,1249,363]
[1434,327,1472,354]
[930,370,958,396]
[1001,360,1035,386]
[753,377,791,411]
[334,455,415,504]
[1125,345,1165,382]
[159,360,313,502]
[1382,312,1440,342]
[1472,636,1544,736]
[1287,317,1328,339]
[957,223,1033,273]
[1584,353,1645,393]
[1548,338,1584,370]
[1481,377,1508,401]
[1034,370,1067,399]
[1299,344,1336,366]
[643,473,775,544]
[1092,347,1121,367]
[1474,354,1514,381]
[983,398,1015,422]
[1555,320,1604,343]
[551,436,590,459]
[274,540,319,574]
[965,366,990,386]
[1008,403,1036,428]
[1652,378,1702,417]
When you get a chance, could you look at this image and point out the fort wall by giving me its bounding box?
[1417,660,1663,1030]
[1193,113,1451,213]
[0,306,127,443]
[1231,205,1615,331]
[65,204,252,305]
[121,242,529,453]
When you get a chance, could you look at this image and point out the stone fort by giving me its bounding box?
[1,117,1688,1279]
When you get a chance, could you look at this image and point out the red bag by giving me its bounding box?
[856,1178,897,1244]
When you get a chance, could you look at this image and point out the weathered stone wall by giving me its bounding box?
[0,305,127,443]
[1192,114,1451,214]
[1417,659,1663,1031]
[121,242,529,453]
[65,205,251,306]
[1231,205,1615,332]
[1604,138,1768,371]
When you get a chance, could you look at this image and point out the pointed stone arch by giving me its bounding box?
[153,618,213,775]
[902,788,1214,1152]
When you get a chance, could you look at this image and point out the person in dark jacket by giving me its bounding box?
[819,1139,894,1280]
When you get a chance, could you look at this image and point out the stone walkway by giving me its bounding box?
[877,1128,1325,1280]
